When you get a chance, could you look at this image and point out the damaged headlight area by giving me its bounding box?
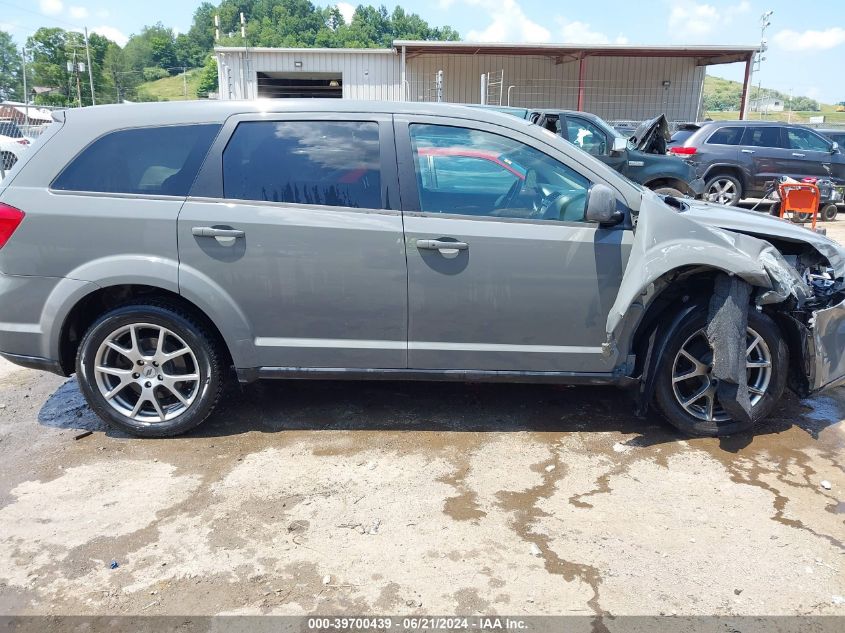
[758,242,845,395]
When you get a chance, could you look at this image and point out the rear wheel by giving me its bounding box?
[654,309,787,437]
[704,174,742,206]
[76,303,223,437]
[821,203,838,222]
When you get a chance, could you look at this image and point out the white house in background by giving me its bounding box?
[214,40,760,122]
[750,96,785,113]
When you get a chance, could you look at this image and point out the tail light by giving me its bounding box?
[668,146,697,155]
[16,139,30,145]
[0,203,25,249]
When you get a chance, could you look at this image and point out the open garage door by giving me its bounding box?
[256,72,343,99]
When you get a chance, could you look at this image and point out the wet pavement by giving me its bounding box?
[0,358,843,618]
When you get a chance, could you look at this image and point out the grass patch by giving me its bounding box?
[136,68,203,101]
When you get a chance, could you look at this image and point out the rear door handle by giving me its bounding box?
[792,152,806,158]
[416,239,468,251]
[192,227,245,239]
[741,149,755,154]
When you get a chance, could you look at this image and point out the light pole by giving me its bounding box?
[747,10,773,120]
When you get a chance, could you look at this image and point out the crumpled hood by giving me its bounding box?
[629,114,670,153]
[681,199,845,278]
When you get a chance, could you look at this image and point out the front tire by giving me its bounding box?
[704,174,743,206]
[76,303,223,437]
[654,309,787,437]
[652,186,685,198]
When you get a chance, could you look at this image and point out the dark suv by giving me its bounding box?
[670,121,845,206]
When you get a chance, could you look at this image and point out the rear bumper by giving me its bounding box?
[0,272,95,374]
[688,177,706,196]
[809,296,845,393]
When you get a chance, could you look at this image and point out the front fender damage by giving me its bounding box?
[611,194,845,416]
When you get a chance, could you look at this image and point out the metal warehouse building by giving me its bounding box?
[215,40,758,122]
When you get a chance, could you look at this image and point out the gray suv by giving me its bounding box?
[670,120,845,205]
[1,101,845,438]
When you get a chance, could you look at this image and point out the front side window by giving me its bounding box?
[742,126,786,149]
[223,120,382,209]
[410,124,592,222]
[786,128,831,152]
[53,124,220,196]
[565,117,608,156]
[706,126,743,146]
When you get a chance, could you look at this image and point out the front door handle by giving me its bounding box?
[192,227,245,239]
[792,152,806,158]
[416,239,468,252]
[741,149,755,154]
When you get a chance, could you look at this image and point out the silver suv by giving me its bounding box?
[1,101,844,438]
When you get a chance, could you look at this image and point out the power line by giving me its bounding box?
[0,0,85,31]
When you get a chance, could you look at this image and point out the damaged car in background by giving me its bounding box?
[476,106,704,198]
[0,101,844,439]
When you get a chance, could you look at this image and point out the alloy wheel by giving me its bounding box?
[670,327,772,422]
[93,323,201,423]
[706,178,738,205]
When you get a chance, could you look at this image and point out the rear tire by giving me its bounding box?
[821,203,838,222]
[654,309,787,437]
[704,174,742,206]
[76,303,223,437]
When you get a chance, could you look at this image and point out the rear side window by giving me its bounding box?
[222,120,382,209]
[741,126,786,148]
[53,124,220,196]
[706,127,743,145]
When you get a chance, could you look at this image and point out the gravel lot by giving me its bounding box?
[0,211,843,619]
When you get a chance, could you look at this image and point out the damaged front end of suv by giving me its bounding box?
[609,191,845,431]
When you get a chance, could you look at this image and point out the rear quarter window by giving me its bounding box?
[705,126,743,145]
[52,124,220,196]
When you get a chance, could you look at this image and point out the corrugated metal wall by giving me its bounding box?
[406,54,580,108]
[217,49,706,121]
[581,57,705,121]
[405,53,704,121]
[217,50,401,101]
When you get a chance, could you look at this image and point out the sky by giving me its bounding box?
[1,0,843,103]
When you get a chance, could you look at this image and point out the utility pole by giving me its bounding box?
[20,47,29,126]
[747,10,772,120]
[67,52,83,107]
[84,27,96,106]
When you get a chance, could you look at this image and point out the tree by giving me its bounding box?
[197,54,219,97]
[101,42,138,102]
[0,30,23,101]
[123,23,177,75]
[26,28,75,106]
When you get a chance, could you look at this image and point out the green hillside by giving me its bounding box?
[703,75,845,124]
[136,68,204,101]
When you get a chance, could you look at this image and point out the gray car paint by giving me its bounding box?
[1,100,844,400]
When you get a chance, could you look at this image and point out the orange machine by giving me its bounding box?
[777,181,820,229]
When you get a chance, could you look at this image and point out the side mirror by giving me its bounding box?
[611,137,627,153]
[831,141,840,154]
[585,184,620,224]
